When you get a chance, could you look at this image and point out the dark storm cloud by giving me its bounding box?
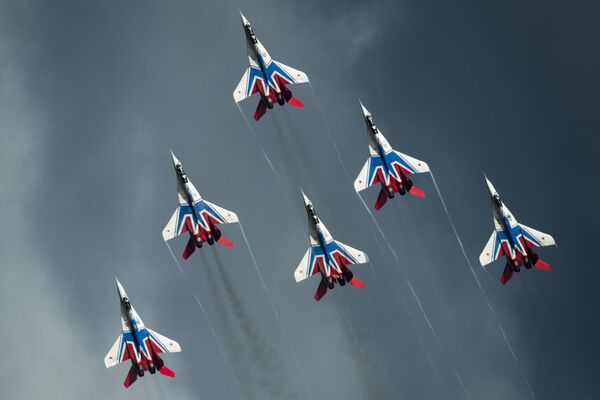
[1,0,598,399]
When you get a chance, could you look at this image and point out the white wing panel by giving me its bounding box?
[354,158,372,192]
[273,61,309,84]
[395,151,430,174]
[204,200,239,224]
[233,68,251,102]
[336,241,369,265]
[147,329,182,354]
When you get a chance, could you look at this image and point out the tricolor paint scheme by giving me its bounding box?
[104,279,181,388]
[479,176,556,284]
[233,12,309,121]
[354,101,430,210]
[294,192,369,301]
[162,152,239,260]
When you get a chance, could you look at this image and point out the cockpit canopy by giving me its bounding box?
[307,204,319,224]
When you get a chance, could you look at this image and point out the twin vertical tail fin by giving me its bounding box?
[281,84,304,108]
[343,268,365,288]
[254,99,268,121]
[315,279,328,301]
[500,262,514,285]
[375,188,389,210]
[124,365,139,388]
[182,237,197,260]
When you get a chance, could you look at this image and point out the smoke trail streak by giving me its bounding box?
[429,171,536,399]
[332,294,375,376]
[404,303,442,381]
[307,85,471,397]
[236,104,303,223]
[212,250,298,400]
[164,242,231,370]
[235,107,317,400]
[200,252,255,400]
[236,222,316,400]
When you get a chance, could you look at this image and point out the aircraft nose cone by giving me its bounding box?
[301,190,311,207]
[170,151,181,167]
[359,99,370,117]
[115,278,127,299]
[239,11,249,25]
[483,175,498,197]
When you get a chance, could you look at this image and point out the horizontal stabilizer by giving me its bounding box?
[217,235,234,248]
[535,259,552,271]
[124,365,138,389]
[159,365,175,378]
[409,186,425,198]
[500,263,513,285]
[349,276,365,288]
[315,279,328,301]
[183,237,196,260]
[287,96,304,108]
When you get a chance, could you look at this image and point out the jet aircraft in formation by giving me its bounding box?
[105,279,181,388]
[233,12,309,121]
[104,10,560,389]
[479,176,556,284]
[354,101,430,210]
[162,152,239,260]
[294,192,369,301]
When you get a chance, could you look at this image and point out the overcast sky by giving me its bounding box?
[1,1,598,399]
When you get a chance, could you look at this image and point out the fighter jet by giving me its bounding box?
[162,152,239,260]
[479,176,556,284]
[354,101,430,210]
[294,192,369,301]
[233,12,309,121]
[104,279,181,388]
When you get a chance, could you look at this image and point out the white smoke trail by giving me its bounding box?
[429,171,536,399]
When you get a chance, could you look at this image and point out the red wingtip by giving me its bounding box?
[159,365,175,378]
[409,186,426,198]
[287,96,304,108]
[534,259,552,271]
[217,235,234,248]
[349,277,366,288]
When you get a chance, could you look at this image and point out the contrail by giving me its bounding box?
[164,242,231,371]
[429,171,536,398]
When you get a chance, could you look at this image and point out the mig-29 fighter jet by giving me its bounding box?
[354,101,430,210]
[162,152,239,260]
[233,12,309,121]
[479,176,556,284]
[294,191,369,301]
[104,279,181,388]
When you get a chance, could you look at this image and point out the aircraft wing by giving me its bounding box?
[233,66,264,102]
[147,329,182,354]
[334,241,369,265]
[354,156,385,192]
[162,207,194,241]
[519,224,555,248]
[392,151,430,174]
[104,334,129,368]
[271,60,309,84]
[294,246,324,282]
[201,200,239,224]
[479,230,504,267]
